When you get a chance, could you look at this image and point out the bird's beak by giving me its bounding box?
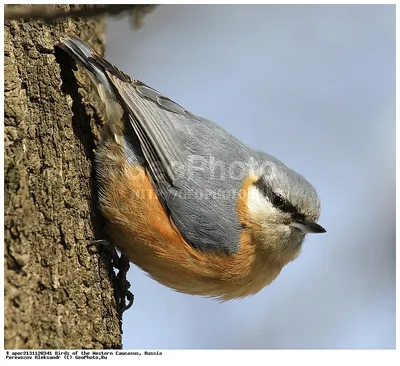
[290,219,326,234]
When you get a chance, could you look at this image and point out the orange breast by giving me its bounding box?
[97,145,283,300]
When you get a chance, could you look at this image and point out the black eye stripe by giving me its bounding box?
[253,179,303,218]
[271,193,297,214]
[254,178,273,197]
[272,195,285,207]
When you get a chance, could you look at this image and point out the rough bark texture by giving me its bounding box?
[4,5,124,349]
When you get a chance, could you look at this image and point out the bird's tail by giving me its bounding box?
[57,35,115,93]
[58,35,133,143]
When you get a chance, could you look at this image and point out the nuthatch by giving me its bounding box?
[58,36,326,301]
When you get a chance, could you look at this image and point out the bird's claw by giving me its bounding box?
[87,239,134,313]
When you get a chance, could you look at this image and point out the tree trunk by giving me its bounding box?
[4,5,123,349]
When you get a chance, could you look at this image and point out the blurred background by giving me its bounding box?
[105,5,395,349]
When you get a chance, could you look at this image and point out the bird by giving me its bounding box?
[57,35,326,302]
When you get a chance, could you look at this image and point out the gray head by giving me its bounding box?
[245,153,326,259]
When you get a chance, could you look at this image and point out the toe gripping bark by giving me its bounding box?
[88,240,134,313]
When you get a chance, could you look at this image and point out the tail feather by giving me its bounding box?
[58,36,131,89]
[59,36,96,69]
[58,35,114,93]
[58,35,127,142]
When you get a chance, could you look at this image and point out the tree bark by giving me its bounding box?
[4,5,123,349]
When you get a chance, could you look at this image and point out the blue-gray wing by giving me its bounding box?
[58,35,250,253]
[108,74,252,254]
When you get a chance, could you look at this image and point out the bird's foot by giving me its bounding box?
[88,239,134,313]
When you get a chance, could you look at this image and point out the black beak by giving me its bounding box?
[290,219,326,234]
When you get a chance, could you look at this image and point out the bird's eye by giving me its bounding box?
[272,195,285,207]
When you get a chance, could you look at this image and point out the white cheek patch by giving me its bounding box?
[246,185,275,222]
